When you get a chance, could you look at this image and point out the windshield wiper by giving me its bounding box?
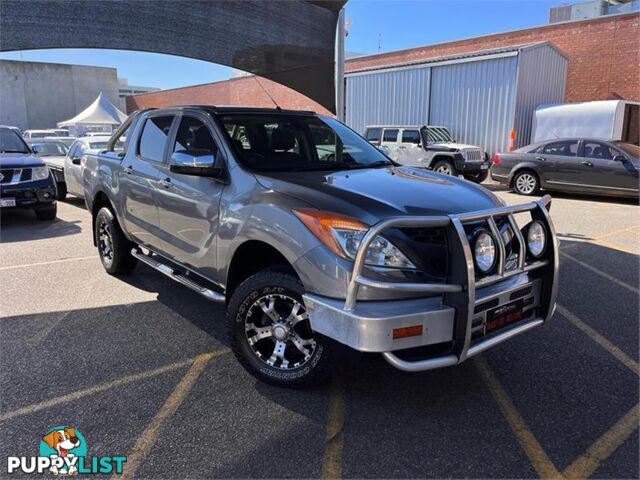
[341,160,393,169]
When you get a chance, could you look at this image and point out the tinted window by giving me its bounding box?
[138,116,174,162]
[382,129,398,142]
[583,141,618,160]
[365,128,381,144]
[173,117,217,154]
[221,114,391,172]
[0,129,30,153]
[543,141,578,157]
[402,130,421,144]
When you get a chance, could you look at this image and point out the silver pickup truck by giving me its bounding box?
[84,106,558,388]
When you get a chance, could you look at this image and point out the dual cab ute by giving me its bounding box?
[85,107,558,387]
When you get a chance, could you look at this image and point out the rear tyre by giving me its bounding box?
[35,203,57,220]
[463,170,489,184]
[227,270,337,388]
[432,159,457,176]
[56,182,67,201]
[95,206,137,274]
[512,170,540,196]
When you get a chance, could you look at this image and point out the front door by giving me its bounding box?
[155,113,225,276]
[536,139,580,188]
[396,128,426,167]
[119,114,175,248]
[380,128,400,161]
[579,141,639,193]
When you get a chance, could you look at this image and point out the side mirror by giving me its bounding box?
[71,156,82,165]
[613,155,626,163]
[31,144,43,154]
[169,150,223,177]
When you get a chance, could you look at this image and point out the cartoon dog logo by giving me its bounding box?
[41,427,82,475]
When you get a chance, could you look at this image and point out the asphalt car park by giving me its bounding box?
[0,185,638,479]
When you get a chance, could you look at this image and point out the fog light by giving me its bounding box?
[474,230,497,274]
[43,192,50,199]
[527,221,546,258]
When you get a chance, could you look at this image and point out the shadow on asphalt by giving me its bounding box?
[0,209,82,242]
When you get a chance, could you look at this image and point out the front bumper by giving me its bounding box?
[304,196,558,371]
[0,178,57,209]
[456,158,491,173]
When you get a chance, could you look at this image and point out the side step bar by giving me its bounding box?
[131,248,225,303]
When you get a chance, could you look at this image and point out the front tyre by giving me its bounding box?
[95,206,137,274]
[432,159,457,176]
[227,271,336,388]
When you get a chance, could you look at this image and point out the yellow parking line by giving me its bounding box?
[560,251,639,295]
[0,255,96,271]
[557,305,639,374]
[321,375,346,480]
[594,225,640,241]
[0,349,229,422]
[474,356,562,479]
[115,351,222,479]
[563,403,639,479]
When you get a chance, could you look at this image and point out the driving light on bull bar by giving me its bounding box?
[527,221,546,258]
[293,209,416,269]
[473,230,496,274]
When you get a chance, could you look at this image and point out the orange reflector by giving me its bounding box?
[393,325,423,339]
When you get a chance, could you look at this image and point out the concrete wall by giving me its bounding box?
[0,60,120,130]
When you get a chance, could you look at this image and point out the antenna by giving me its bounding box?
[378,33,382,53]
[253,76,281,110]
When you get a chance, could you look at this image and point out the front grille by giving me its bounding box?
[464,149,483,161]
[20,168,32,182]
[0,169,14,184]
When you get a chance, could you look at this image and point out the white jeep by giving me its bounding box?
[365,125,490,183]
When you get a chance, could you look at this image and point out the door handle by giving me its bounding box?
[582,161,594,167]
[124,165,133,175]
[535,156,546,162]
[160,178,172,188]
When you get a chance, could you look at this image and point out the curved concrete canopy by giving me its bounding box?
[0,0,346,113]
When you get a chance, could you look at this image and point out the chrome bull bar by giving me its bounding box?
[343,194,559,371]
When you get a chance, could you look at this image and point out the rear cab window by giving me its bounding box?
[138,116,175,162]
[365,128,381,145]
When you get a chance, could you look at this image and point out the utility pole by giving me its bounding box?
[335,8,345,122]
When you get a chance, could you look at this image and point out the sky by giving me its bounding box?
[0,0,560,90]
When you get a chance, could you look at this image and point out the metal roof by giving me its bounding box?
[346,41,568,75]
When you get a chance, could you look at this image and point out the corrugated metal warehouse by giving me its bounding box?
[345,42,568,155]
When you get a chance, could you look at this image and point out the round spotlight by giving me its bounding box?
[474,230,497,274]
[527,221,546,258]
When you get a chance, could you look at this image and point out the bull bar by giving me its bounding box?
[305,195,559,372]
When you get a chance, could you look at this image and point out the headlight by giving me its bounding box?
[31,166,50,181]
[294,209,416,269]
[474,230,496,274]
[527,221,546,258]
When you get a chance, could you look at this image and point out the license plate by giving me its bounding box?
[485,299,525,333]
[0,198,16,207]
[481,164,489,170]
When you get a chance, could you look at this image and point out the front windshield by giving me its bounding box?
[30,142,69,156]
[612,142,639,159]
[424,127,453,143]
[0,129,30,154]
[221,114,393,172]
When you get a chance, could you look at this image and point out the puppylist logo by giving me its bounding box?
[7,426,127,475]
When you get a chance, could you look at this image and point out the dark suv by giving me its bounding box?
[0,126,57,220]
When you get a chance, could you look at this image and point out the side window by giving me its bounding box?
[173,116,217,155]
[583,141,614,160]
[382,129,398,143]
[365,128,381,145]
[138,116,174,162]
[401,129,421,144]
[543,140,578,157]
[68,145,78,158]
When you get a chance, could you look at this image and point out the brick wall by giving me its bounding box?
[128,13,639,113]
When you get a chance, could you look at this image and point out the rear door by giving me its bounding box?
[396,128,425,167]
[580,141,639,192]
[154,111,226,275]
[380,128,400,161]
[119,114,175,248]
[536,140,580,188]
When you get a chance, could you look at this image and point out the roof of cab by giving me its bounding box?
[142,105,318,116]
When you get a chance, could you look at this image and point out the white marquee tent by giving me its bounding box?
[57,92,127,134]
